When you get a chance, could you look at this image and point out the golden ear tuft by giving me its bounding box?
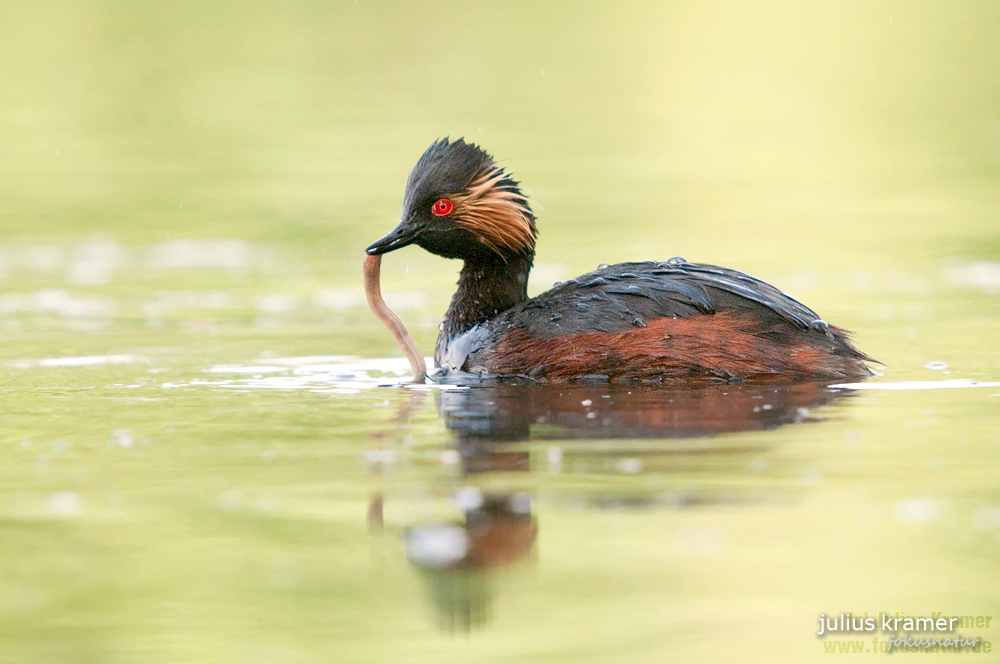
[451,167,535,259]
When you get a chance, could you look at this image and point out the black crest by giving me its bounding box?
[403,138,494,212]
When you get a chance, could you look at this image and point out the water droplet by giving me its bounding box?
[547,446,563,473]
[666,256,686,266]
[616,458,643,474]
[553,281,563,286]
[509,493,531,514]
[800,468,822,486]
[50,492,82,515]
[810,319,830,333]
[365,448,396,465]
[405,524,468,569]
[893,498,940,523]
[598,263,610,269]
[453,486,484,511]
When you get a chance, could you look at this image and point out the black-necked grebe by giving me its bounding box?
[366,138,873,383]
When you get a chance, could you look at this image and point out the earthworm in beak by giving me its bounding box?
[363,254,427,382]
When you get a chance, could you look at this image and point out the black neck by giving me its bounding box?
[441,252,534,338]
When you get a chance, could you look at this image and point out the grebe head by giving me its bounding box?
[367,138,536,261]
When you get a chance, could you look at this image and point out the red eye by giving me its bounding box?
[431,198,453,216]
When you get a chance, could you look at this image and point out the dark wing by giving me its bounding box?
[498,260,825,338]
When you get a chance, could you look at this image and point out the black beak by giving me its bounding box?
[366,221,421,255]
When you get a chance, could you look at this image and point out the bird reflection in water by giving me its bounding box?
[440,381,848,443]
[370,381,853,630]
[401,489,535,631]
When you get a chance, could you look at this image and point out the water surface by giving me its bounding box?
[2,2,999,662]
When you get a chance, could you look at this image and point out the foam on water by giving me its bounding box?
[831,379,1000,390]
[8,354,143,368]
[186,356,453,393]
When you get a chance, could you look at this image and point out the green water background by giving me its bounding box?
[1,1,999,662]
